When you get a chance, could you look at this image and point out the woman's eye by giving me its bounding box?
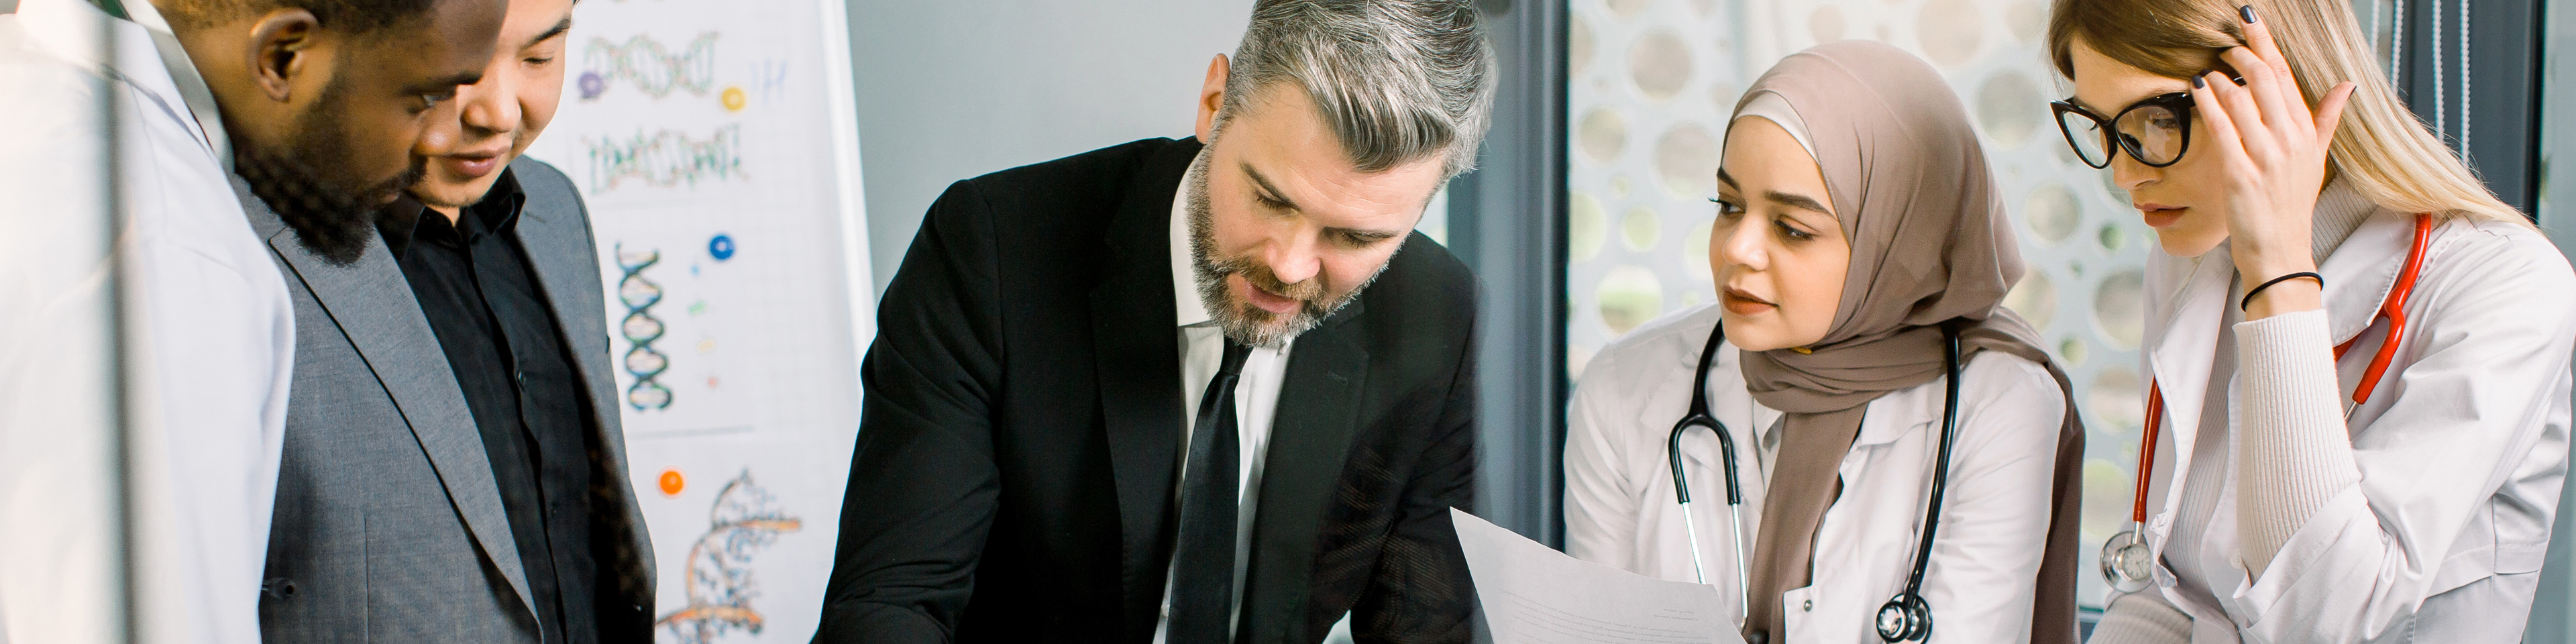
[1774,219,1813,241]
[526,56,557,66]
[1709,197,1743,218]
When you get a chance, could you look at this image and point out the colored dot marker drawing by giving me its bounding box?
[708,233,735,260]
[579,71,606,100]
[658,468,686,496]
[720,86,747,112]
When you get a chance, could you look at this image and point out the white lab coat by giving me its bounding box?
[2123,203,2576,643]
[0,0,292,643]
[1565,304,2068,643]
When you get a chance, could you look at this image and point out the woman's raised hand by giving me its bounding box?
[2189,4,2356,313]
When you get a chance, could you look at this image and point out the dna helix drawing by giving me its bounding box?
[617,245,674,411]
[655,471,802,644]
[583,125,745,193]
[583,32,719,99]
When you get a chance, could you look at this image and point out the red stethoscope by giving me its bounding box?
[2100,213,2434,592]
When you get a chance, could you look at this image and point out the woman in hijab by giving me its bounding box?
[1562,41,2084,644]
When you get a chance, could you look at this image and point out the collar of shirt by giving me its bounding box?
[25,0,231,170]
[111,0,233,172]
[1168,176,1215,329]
[19,0,226,165]
[376,168,530,260]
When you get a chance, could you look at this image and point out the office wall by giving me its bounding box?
[844,0,1255,293]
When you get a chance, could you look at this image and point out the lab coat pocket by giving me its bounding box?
[1781,585,1819,643]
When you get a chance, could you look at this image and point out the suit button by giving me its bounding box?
[1802,599,1812,612]
[514,370,527,386]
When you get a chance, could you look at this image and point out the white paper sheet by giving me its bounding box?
[1452,508,1744,644]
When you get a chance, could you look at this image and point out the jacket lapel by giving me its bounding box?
[506,160,659,608]
[231,174,539,620]
[1087,138,1201,637]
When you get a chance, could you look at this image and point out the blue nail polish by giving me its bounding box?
[2239,5,2257,22]
[2192,75,2206,89]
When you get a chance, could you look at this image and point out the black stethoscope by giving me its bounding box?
[1670,321,1964,643]
[2100,213,2435,593]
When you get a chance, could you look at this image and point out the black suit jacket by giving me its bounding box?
[814,138,1479,644]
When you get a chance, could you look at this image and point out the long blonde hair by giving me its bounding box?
[2045,0,2528,225]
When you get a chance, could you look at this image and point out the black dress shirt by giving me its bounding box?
[377,171,621,644]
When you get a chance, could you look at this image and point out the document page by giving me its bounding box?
[1452,508,1743,644]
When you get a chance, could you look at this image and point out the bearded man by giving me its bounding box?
[813,1,1495,643]
[235,0,662,639]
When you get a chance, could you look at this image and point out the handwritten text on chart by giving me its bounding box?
[584,125,747,193]
[584,32,719,99]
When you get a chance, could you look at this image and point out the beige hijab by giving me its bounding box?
[1727,41,2085,644]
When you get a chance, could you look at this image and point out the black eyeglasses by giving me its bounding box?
[2051,92,2196,168]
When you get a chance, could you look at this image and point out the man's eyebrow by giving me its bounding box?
[405,72,485,95]
[1764,190,1832,216]
[1330,226,1405,243]
[527,17,573,48]
[1241,162,1300,211]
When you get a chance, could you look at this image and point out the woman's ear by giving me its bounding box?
[246,8,323,103]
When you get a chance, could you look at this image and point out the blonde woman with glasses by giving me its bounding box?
[2047,0,2576,640]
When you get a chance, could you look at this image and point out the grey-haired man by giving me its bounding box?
[813,1,1495,643]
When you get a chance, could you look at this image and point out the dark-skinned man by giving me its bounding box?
[262,0,661,640]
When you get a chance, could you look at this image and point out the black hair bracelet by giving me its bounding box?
[2242,272,2324,311]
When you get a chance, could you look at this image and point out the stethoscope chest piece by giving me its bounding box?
[2100,525,2155,593]
[1874,593,1931,642]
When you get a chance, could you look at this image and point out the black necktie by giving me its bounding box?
[1169,338,1252,643]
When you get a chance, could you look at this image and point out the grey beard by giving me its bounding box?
[1182,149,1386,348]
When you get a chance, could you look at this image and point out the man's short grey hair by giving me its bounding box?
[1218,0,1497,179]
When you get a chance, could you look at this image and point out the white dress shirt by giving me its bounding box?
[1152,181,1297,643]
[1564,304,2066,643]
[0,1,292,643]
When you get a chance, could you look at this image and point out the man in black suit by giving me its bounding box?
[813,1,1495,643]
